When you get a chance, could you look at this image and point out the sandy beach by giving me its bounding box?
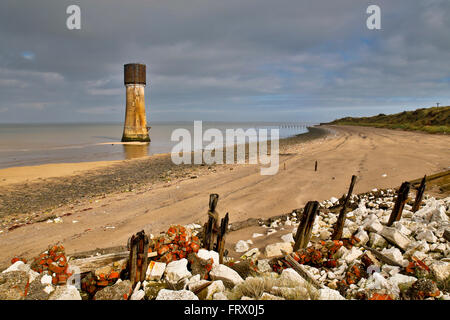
[0,125,449,268]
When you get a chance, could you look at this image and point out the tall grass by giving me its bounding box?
[329,106,450,134]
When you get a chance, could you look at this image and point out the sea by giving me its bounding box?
[0,122,314,169]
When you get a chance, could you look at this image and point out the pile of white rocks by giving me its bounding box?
[129,190,449,300]
[0,260,82,300]
[230,190,449,300]
[1,190,448,300]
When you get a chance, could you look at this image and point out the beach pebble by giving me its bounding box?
[156,289,198,300]
[210,264,244,287]
[264,242,293,258]
[281,233,294,243]
[197,249,220,266]
[235,240,250,253]
[164,259,191,284]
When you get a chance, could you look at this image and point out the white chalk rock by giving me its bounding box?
[49,285,82,300]
[415,198,441,222]
[365,273,390,291]
[328,215,337,225]
[392,221,412,236]
[369,232,388,249]
[279,268,307,286]
[213,292,228,300]
[379,227,411,251]
[430,261,450,282]
[363,215,383,233]
[129,282,145,300]
[235,240,250,253]
[416,230,437,243]
[44,285,54,294]
[381,247,408,267]
[330,197,339,205]
[333,246,349,260]
[252,233,264,238]
[318,287,346,300]
[281,233,294,243]
[264,242,293,258]
[406,240,430,256]
[388,273,417,290]
[354,229,369,245]
[431,205,449,222]
[210,264,244,286]
[156,289,199,300]
[146,261,166,281]
[320,230,331,241]
[257,259,272,273]
[41,274,53,286]
[130,289,145,300]
[197,249,220,266]
[2,261,39,283]
[382,265,401,277]
[343,247,364,264]
[198,280,225,300]
[353,201,369,217]
[342,228,353,239]
[165,259,191,284]
[187,278,210,292]
[345,220,359,233]
[2,261,26,273]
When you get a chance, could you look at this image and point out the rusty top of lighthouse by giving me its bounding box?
[124,63,146,85]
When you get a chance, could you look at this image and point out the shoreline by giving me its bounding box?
[0,126,331,218]
[0,126,328,187]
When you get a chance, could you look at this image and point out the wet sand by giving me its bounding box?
[0,125,449,268]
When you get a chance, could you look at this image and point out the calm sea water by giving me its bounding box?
[0,122,312,169]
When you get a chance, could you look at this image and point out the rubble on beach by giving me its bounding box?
[1,188,449,300]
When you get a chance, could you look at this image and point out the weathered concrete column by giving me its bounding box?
[121,63,150,142]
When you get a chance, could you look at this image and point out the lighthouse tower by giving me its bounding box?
[121,63,150,142]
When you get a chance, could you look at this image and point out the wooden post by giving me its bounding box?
[293,201,320,251]
[139,235,149,283]
[315,161,318,172]
[127,230,149,286]
[331,175,357,240]
[128,235,137,285]
[216,212,229,264]
[203,194,219,250]
[412,175,426,213]
[387,182,410,226]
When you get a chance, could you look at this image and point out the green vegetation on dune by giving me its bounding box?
[329,106,450,134]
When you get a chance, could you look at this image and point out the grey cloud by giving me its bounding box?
[0,0,449,123]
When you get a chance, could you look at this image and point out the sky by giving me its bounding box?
[0,0,449,123]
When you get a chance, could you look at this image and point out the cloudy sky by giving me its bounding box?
[0,0,449,123]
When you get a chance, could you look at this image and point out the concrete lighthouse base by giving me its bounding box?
[121,84,150,142]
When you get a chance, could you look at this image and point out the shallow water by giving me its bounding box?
[0,122,313,169]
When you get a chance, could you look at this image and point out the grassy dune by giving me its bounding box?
[329,106,450,134]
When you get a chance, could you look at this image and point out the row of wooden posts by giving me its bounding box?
[125,174,426,286]
[202,174,427,263]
